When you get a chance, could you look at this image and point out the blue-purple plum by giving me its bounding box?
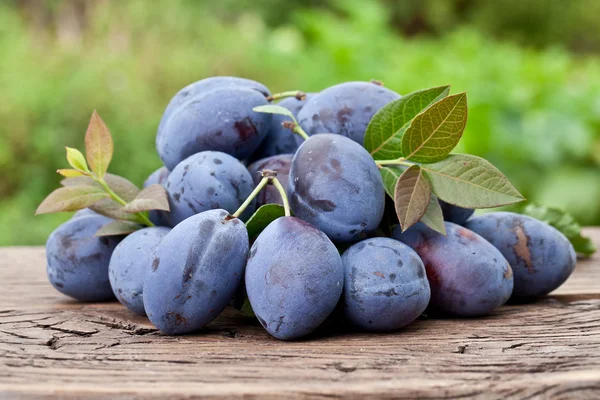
[464,212,576,299]
[144,209,249,335]
[250,93,315,161]
[143,166,170,226]
[393,222,514,317]
[108,227,171,315]
[245,217,344,340]
[342,237,430,331]
[296,81,400,145]
[439,200,474,224]
[165,151,255,225]
[247,154,293,207]
[46,215,122,301]
[157,76,270,137]
[288,133,385,242]
[157,85,272,170]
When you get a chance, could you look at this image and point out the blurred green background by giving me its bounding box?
[2,0,600,245]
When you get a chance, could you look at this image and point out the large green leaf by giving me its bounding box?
[61,173,140,202]
[380,166,406,198]
[401,92,467,163]
[394,165,431,232]
[420,194,446,235]
[422,154,525,208]
[364,86,450,160]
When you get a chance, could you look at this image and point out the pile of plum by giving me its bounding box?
[45,77,577,340]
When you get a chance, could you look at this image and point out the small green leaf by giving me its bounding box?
[95,220,143,237]
[252,105,296,121]
[522,204,596,256]
[61,173,140,202]
[36,186,108,215]
[422,154,525,208]
[85,110,114,178]
[239,298,255,318]
[401,92,468,163]
[245,204,286,242]
[65,147,89,172]
[123,184,170,213]
[365,85,450,159]
[420,194,446,235]
[394,165,431,232]
[380,166,406,198]
[57,169,85,178]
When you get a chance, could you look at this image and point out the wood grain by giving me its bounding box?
[1,229,600,399]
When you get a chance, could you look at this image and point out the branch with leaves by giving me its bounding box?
[36,111,170,237]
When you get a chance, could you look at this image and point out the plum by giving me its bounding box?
[439,200,474,224]
[144,209,249,335]
[108,227,170,315]
[247,154,293,207]
[245,217,344,340]
[393,222,514,317]
[464,212,576,299]
[296,81,400,145]
[249,93,315,161]
[288,133,385,242]
[157,76,270,137]
[144,166,170,226]
[342,237,430,331]
[165,151,255,225]
[157,86,272,170]
[46,215,122,301]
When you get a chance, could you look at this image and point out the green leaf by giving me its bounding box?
[95,220,143,237]
[245,204,286,242]
[35,186,108,215]
[252,105,296,121]
[422,154,525,208]
[365,85,450,159]
[57,169,85,178]
[89,198,141,222]
[380,166,406,198]
[522,204,596,256]
[123,184,170,213]
[85,110,114,178]
[61,173,140,202]
[239,298,255,318]
[394,165,431,232]
[65,147,89,172]
[420,194,446,235]
[401,92,468,163]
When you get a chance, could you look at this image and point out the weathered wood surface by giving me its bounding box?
[1,229,600,399]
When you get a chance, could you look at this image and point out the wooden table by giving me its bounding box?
[1,229,599,399]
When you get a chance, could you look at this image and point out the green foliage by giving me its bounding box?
[1,0,599,244]
[245,204,286,243]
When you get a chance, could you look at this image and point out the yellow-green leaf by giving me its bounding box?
[401,92,467,163]
[420,194,446,235]
[85,110,114,178]
[394,165,431,232]
[65,147,89,172]
[57,169,85,178]
[35,186,108,215]
[61,173,140,202]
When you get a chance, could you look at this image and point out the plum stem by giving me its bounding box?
[267,90,306,102]
[374,158,413,167]
[232,177,269,218]
[270,177,291,217]
[282,121,309,141]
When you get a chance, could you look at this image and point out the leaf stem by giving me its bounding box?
[374,158,413,167]
[94,176,155,227]
[267,90,306,102]
[270,177,291,217]
[232,177,269,218]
